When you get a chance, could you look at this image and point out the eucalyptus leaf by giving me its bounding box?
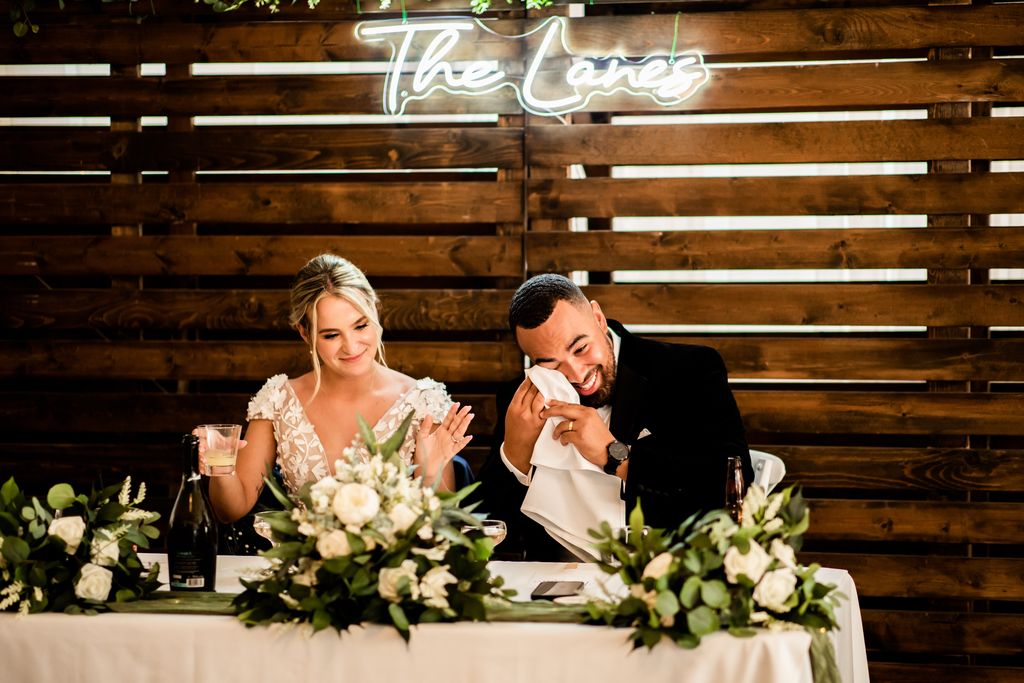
[700,579,730,609]
[46,483,75,510]
[685,605,720,636]
[654,589,679,616]
[679,575,701,609]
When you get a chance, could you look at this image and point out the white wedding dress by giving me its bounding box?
[246,373,454,496]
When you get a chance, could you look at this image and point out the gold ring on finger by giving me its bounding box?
[568,420,575,432]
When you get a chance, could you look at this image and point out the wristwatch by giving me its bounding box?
[603,440,630,475]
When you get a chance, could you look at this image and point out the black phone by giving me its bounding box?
[530,580,585,600]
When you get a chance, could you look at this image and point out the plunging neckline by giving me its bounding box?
[282,379,417,474]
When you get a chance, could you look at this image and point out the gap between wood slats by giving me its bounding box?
[806,499,1024,544]
[0,236,523,277]
[526,228,1024,271]
[528,174,1024,218]
[4,285,1023,330]
[527,119,1024,167]
[799,552,1024,600]
[0,183,522,225]
[861,610,1024,656]
[769,445,1024,492]
[5,7,1024,63]
[3,60,1023,117]
[0,393,498,435]
[1,391,1020,436]
[0,128,524,172]
[3,338,1023,382]
[0,341,524,383]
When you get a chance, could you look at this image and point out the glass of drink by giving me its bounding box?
[196,424,242,477]
[462,519,507,546]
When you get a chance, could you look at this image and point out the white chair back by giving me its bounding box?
[749,450,786,493]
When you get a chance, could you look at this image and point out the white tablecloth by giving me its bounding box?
[0,556,868,683]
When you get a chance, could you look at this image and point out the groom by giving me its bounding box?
[476,274,753,560]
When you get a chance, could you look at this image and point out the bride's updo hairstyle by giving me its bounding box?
[289,253,386,397]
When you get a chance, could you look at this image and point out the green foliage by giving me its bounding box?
[0,476,161,614]
[231,411,512,639]
[586,485,843,652]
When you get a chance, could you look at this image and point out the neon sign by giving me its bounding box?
[355,16,709,117]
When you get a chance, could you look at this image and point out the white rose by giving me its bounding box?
[417,523,434,541]
[89,530,120,567]
[419,565,457,609]
[724,541,771,584]
[641,552,675,581]
[769,539,797,568]
[741,484,767,527]
[74,563,113,602]
[388,503,419,536]
[48,516,87,554]
[298,522,318,537]
[332,483,380,527]
[753,567,798,613]
[316,530,352,559]
[378,559,419,603]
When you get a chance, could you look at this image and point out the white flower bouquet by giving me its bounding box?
[586,486,843,654]
[232,412,510,640]
[0,477,161,614]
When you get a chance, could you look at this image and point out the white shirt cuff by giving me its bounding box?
[499,443,532,486]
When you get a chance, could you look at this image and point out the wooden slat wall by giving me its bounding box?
[2,2,1022,680]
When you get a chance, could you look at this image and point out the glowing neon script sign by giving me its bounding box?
[355,17,709,116]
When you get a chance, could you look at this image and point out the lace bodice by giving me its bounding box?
[246,374,454,496]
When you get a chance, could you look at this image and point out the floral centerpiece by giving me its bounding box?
[232,412,511,640]
[0,476,161,614]
[585,484,842,676]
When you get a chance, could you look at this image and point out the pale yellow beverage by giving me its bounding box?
[205,450,236,467]
[482,525,507,546]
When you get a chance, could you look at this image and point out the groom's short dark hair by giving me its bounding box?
[508,274,589,332]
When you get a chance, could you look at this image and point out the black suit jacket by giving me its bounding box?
[475,321,752,561]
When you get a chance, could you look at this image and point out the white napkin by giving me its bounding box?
[519,366,625,561]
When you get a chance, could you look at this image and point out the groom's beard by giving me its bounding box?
[578,334,617,408]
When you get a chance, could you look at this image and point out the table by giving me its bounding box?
[0,556,868,683]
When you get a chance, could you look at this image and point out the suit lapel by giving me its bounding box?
[609,335,648,445]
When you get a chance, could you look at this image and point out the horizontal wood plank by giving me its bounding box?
[1,289,511,332]
[585,284,1024,326]
[862,610,1024,656]
[4,60,1022,117]
[869,663,1024,683]
[799,553,1024,600]
[737,391,1024,436]
[0,393,497,435]
[806,499,1024,544]
[6,285,1023,330]
[4,336,1023,382]
[0,182,521,224]
[674,337,1024,382]
[0,128,523,172]
[0,340,523,383]
[529,174,1024,218]
[529,119,1024,166]
[6,7,1024,63]
[0,235,522,277]
[527,228,1024,271]
[770,445,1024,492]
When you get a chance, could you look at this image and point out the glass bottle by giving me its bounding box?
[725,454,745,524]
[167,434,218,591]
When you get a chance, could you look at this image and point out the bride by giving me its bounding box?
[207,253,474,525]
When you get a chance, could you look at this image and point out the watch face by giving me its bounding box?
[608,441,629,462]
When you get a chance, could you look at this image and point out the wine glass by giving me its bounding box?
[462,519,507,546]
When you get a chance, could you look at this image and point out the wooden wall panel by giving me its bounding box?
[2,5,1022,681]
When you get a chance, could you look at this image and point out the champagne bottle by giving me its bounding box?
[725,454,745,524]
[167,434,218,591]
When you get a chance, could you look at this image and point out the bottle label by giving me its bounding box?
[170,551,207,589]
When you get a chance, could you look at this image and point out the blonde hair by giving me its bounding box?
[289,254,386,398]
